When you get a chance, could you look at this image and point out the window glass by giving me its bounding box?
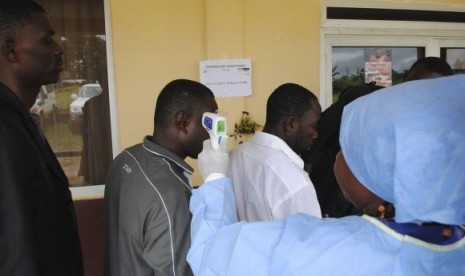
[33,0,112,186]
[441,48,465,74]
[331,47,424,102]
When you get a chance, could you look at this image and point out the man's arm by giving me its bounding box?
[0,125,40,275]
[188,177,238,270]
[188,177,292,275]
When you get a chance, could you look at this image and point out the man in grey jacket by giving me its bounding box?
[104,79,218,276]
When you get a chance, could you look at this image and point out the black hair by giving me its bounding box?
[265,83,318,126]
[403,57,453,82]
[338,81,383,105]
[0,0,45,41]
[154,79,215,129]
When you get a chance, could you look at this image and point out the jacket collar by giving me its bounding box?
[142,136,194,175]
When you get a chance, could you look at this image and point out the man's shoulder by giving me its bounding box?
[108,144,187,187]
[231,141,253,154]
[107,144,147,178]
[105,146,185,203]
[232,139,276,157]
[232,141,291,164]
[109,143,167,173]
[122,143,144,155]
[0,104,34,151]
[0,99,21,122]
[117,142,166,161]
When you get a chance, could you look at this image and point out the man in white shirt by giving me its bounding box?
[230,83,322,221]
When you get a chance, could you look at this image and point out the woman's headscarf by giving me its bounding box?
[340,75,465,225]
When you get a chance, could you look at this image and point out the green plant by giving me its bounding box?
[230,111,262,140]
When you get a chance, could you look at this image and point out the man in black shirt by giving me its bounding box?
[0,1,84,275]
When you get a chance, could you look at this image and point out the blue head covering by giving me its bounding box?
[340,75,465,225]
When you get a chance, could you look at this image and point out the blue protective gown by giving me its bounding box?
[188,75,465,276]
[188,178,465,276]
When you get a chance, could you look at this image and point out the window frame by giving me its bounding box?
[320,0,465,109]
[70,0,118,200]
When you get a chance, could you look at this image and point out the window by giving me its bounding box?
[320,0,465,108]
[332,47,423,102]
[33,0,116,187]
[441,48,465,74]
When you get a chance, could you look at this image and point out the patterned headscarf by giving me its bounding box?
[340,75,465,225]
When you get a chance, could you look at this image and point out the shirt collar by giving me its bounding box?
[142,136,194,175]
[251,131,304,168]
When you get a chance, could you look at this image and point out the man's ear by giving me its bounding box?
[1,39,18,62]
[283,116,299,132]
[174,110,191,134]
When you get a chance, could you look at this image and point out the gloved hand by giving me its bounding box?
[198,138,229,182]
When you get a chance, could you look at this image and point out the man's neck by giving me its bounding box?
[262,125,283,140]
[151,132,187,160]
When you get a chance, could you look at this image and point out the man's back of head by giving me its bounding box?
[152,79,217,159]
[264,83,321,154]
[403,56,453,82]
[154,79,214,129]
[0,0,45,42]
[265,83,318,127]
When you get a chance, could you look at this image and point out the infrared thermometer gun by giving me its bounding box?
[202,112,228,151]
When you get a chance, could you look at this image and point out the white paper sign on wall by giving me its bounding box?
[199,59,252,97]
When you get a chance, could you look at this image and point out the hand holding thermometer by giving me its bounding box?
[202,112,228,150]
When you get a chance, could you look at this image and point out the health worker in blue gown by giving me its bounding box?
[188,74,465,276]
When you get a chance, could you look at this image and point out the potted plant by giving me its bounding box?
[230,111,262,144]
